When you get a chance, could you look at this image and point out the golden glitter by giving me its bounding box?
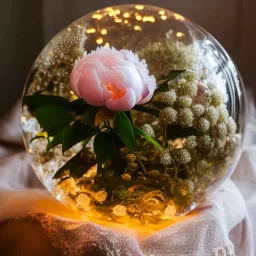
[135,14,142,21]
[176,32,184,37]
[123,12,130,18]
[105,42,110,47]
[86,28,96,34]
[92,13,102,20]
[101,29,107,35]
[174,13,185,21]
[161,15,167,20]
[159,10,165,15]
[67,27,71,32]
[96,37,103,45]
[124,20,129,24]
[134,25,142,31]
[142,16,155,22]
[135,5,144,10]
[115,17,122,23]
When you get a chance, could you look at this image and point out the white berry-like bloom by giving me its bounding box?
[198,117,210,133]
[153,90,177,106]
[175,149,191,164]
[159,107,178,125]
[185,136,197,149]
[141,124,155,137]
[178,95,192,108]
[178,108,194,127]
[191,104,205,117]
[70,47,156,111]
[205,106,219,126]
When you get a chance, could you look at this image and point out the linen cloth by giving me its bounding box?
[0,97,255,256]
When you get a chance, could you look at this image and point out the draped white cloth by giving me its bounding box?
[0,98,255,256]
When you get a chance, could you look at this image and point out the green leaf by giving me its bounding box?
[62,122,97,153]
[35,106,73,136]
[69,98,88,110]
[83,106,101,126]
[155,70,186,93]
[133,105,159,118]
[134,126,163,151]
[23,95,70,110]
[115,112,136,152]
[94,132,118,163]
[46,131,63,151]
[53,150,83,179]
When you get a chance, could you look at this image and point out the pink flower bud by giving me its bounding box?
[70,47,156,111]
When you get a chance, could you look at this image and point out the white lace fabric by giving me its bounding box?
[0,98,255,256]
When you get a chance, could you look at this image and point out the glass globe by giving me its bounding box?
[21,5,246,225]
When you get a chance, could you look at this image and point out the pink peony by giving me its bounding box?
[70,47,156,111]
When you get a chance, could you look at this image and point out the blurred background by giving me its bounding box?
[1,0,255,118]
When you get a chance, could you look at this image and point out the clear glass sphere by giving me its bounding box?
[21,5,246,225]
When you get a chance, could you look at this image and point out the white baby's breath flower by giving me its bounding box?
[178,108,194,127]
[227,117,237,135]
[175,149,191,164]
[205,106,219,126]
[185,136,197,149]
[178,95,192,108]
[198,117,210,133]
[153,90,177,106]
[191,104,205,117]
[141,124,155,137]
[159,107,178,125]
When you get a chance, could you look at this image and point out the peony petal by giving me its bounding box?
[105,88,136,111]
[76,68,105,106]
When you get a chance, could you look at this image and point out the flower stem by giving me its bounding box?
[136,152,147,175]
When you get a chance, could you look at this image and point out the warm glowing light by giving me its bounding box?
[115,17,122,23]
[124,20,129,24]
[176,32,184,37]
[142,16,155,23]
[67,27,71,32]
[174,13,185,21]
[123,12,130,18]
[161,15,167,20]
[70,91,74,95]
[96,37,104,44]
[105,42,110,47]
[134,25,142,31]
[159,10,165,15]
[92,14,102,20]
[29,148,33,154]
[86,28,96,34]
[135,14,142,21]
[115,9,121,14]
[101,29,108,35]
[135,5,144,10]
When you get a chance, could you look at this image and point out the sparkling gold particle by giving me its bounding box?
[159,10,165,15]
[105,42,110,47]
[123,12,130,18]
[142,16,155,22]
[86,28,96,34]
[115,9,121,14]
[92,14,102,20]
[124,20,129,24]
[101,29,107,35]
[134,25,142,31]
[67,27,71,32]
[28,148,33,154]
[70,91,74,95]
[161,15,167,20]
[174,13,185,21]
[135,14,142,21]
[135,5,144,10]
[115,17,122,23]
[176,32,184,37]
[96,37,103,44]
